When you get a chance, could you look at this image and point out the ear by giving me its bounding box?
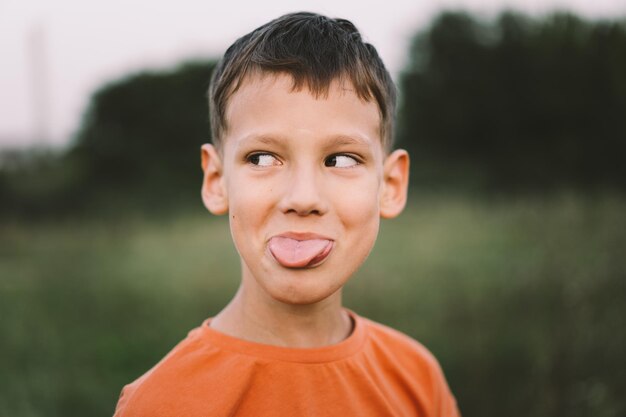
[380,149,410,219]
[201,143,228,215]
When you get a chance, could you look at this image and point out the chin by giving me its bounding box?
[271,289,337,306]
[262,272,345,306]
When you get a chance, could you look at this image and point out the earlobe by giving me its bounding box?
[380,149,410,219]
[201,143,228,215]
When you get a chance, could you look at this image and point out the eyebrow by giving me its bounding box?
[326,135,371,147]
[235,134,282,149]
[236,133,373,149]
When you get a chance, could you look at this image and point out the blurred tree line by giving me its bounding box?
[398,11,626,192]
[69,61,216,212]
[1,10,625,217]
[0,61,215,217]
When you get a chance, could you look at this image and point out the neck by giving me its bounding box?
[210,283,353,348]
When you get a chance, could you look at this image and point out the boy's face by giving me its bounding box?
[202,73,408,306]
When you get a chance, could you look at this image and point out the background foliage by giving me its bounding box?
[1,195,624,417]
[398,11,626,191]
[1,9,625,417]
[1,61,215,217]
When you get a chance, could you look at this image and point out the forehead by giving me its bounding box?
[222,72,382,150]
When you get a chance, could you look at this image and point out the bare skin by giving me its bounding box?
[210,276,353,348]
[201,73,409,348]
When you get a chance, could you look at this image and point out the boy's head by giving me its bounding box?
[208,11,396,152]
[201,12,409,306]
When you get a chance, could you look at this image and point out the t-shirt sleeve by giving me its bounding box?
[431,357,461,417]
[112,326,205,416]
[364,318,461,416]
[113,371,154,417]
[415,340,460,417]
[112,383,133,417]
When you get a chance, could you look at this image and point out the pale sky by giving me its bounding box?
[1,0,624,149]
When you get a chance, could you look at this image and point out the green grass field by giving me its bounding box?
[1,192,624,417]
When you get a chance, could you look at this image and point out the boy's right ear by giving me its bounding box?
[200,144,228,215]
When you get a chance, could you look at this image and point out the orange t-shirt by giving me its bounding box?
[113,310,460,416]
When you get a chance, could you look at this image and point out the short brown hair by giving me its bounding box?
[208,12,396,151]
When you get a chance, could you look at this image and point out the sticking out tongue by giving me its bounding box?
[268,237,333,268]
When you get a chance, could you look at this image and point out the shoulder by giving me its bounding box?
[113,323,223,417]
[360,315,439,368]
[357,315,461,416]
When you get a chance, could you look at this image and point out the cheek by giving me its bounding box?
[333,177,381,236]
[333,182,380,279]
[226,175,276,248]
[228,171,276,213]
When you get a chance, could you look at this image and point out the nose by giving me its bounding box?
[278,164,328,216]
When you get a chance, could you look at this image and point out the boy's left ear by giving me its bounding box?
[380,149,410,219]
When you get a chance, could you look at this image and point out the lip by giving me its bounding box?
[271,231,334,241]
[267,232,335,268]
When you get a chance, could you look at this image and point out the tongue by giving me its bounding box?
[269,237,332,268]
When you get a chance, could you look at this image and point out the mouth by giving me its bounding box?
[268,234,334,268]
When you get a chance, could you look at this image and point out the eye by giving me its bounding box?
[248,153,280,167]
[325,154,359,168]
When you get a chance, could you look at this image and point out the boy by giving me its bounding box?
[114,12,460,417]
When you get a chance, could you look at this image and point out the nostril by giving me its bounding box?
[285,207,322,216]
